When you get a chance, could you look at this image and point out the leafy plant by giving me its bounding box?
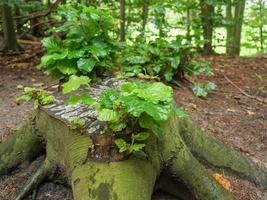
[70,117,86,129]
[119,38,192,82]
[16,85,55,109]
[119,37,214,82]
[37,4,117,81]
[94,81,187,153]
[115,132,150,154]
[192,82,217,97]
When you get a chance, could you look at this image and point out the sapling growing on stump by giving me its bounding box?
[1,78,266,200]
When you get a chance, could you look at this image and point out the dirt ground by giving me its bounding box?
[0,43,266,200]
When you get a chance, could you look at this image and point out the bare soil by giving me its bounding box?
[0,43,266,200]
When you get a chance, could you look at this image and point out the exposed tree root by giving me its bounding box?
[0,89,266,199]
[15,159,54,200]
[0,118,43,176]
[180,119,267,187]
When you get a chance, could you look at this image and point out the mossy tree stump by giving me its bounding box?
[0,78,266,200]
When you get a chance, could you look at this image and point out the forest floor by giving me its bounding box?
[0,43,266,200]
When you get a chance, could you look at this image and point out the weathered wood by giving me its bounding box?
[1,77,266,200]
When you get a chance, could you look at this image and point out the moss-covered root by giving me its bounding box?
[180,119,267,187]
[160,116,234,200]
[0,119,43,176]
[71,157,158,200]
[15,159,53,200]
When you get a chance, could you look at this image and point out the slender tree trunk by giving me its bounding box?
[226,0,233,54]
[200,0,214,55]
[259,0,264,54]
[119,0,126,42]
[14,5,23,35]
[186,0,191,44]
[227,0,246,56]
[1,4,22,51]
[141,0,149,35]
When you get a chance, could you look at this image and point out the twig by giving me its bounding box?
[223,74,267,105]
[18,40,41,45]
[12,50,43,63]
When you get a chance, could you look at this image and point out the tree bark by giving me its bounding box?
[1,4,23,51]
[226,0,246,56]
[119,0,126,42]
[141,0,149,36]
[0,79,266,200]
[200,0,214,55]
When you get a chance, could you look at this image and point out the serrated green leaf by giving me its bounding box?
[206,82,217,90]
[62,75,90,94]
[39,93,55,105]
[97,109,120,122]
[192,83,208,97]
[115,139,128,152]
[99,88,120,109]
[129,143,146,153]
[41,37,62,51]
[109,121,126,132]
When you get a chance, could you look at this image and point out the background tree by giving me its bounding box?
[200,0,215,55]
[1,3,22,51]
[119,0,126,41]
[226,0,246,55]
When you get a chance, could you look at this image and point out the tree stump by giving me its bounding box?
[0,78,266,200]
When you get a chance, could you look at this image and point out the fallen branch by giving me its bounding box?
[18,39,41,45]
[223,74,267,105]
[14,50,44,63]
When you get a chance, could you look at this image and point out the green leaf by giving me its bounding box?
[192,83,208,97]
[57,60,77,75]
[39,93,55,105]
[115,139,128,152]
[139,114,163,138]
[125,56,147,64]
[71,117,86,129]
[132,132,150,141]
[97,109,120,122]
[129,143,146,153]
[206,82,217,90]
[77,58,96,73]
[67,93,94,105]
[192,82,217,97]
[41,37,62,51]
[109,121,126,132]
[99,88,120,109]
[62,75,90,94]
[164,70,173,82]
[121,81,173,104]
[171,56,180,69]
[16,94,32,101]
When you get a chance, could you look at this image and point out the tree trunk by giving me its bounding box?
[227,0,246,56]
[1,79,266,200]
[141,0,149,36]
[119,0,126,42]
[186,0,191,44]
[200,0,214,55]
[226,0,233,55]
[1,4,22,51]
